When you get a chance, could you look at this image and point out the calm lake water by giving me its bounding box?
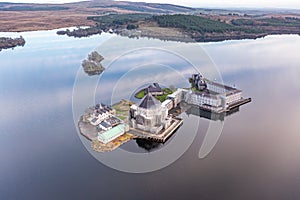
[1,29,300,200]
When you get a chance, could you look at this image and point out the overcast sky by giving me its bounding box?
[1,0,300,9]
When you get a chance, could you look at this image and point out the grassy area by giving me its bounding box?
[135,89,145,99]
[191,87,203,93]
[134,88,174,102]
[260,17,300,27]
[231,19,255,26]
[113,107,129,120]
[154,88,174,102]
[88,13,152,26]
[118,116,127,121]
[112,100,133,121]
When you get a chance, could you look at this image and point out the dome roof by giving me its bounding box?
[139,93,161,109]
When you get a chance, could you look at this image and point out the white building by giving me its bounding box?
[88,106,112,125]
[129,93,171,134]
[188,92,221,108]
[167,88,188,107]
[161,99,173,111]
[189,74,243,110]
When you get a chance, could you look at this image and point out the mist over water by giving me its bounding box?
[0,30,299,199]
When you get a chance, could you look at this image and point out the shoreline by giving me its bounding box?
[1,26,299,43]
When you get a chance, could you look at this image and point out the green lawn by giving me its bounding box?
[155,88,174,102]
[135,89,145,99]
[134,87,175,102]
[191,87,203,93]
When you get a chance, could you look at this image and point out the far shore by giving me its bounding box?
[0,11,95,33]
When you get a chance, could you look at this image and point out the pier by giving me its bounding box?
[129,117,183,143]
[226,98,252,111]
[193,98,252,114]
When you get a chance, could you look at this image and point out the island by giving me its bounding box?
[0,36,25,51]
[82,51,105,76]
[78,73,251,152]
[57,27,102,38]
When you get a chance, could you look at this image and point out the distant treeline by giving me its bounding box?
[82,13,300,42]
[232,17,300,27]
[57,27,102,38]
[153,14,238,34]
[152,14,263,34]
[87,13,266,35]
[260,17,300,27]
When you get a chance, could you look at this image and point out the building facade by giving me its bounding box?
[162,74,244,112]
[145,83,164,96]
[129,93,171,134]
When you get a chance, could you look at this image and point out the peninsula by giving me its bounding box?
[82,51,105,76]
[86,13,300,42]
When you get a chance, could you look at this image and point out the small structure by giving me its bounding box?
[98,124,128,144]
[99,121,112,131]
[88,104,112,125]
[166,88,187,108]
[161,99,173,111]
[145,83,164,96]
[82,51,105,76]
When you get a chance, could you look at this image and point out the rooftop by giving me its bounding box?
[139,93,162,109]
[206,79,238,92]
[98,124,126,141]
[100,121,111,129]
[147,83,163,93]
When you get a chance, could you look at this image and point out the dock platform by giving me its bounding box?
[129,117,183,143]
[195,98,252,114]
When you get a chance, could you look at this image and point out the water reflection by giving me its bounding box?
[1,29,300,199]
[135,139,163,152]
[186,104,241,121]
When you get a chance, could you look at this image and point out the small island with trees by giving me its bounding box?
[0,36,25,51]
[82,51,105,76]
[57,27,102,38]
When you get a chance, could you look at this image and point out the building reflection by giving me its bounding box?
[135,138,163,152]
[134,104,241,152]
[185,104,240,121]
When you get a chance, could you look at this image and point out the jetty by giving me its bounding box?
[129,117,183,143]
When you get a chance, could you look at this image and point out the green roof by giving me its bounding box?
[99,124,125,140]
